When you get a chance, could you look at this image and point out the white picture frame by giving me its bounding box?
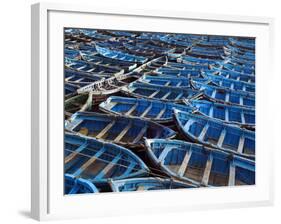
[31,2,274,221]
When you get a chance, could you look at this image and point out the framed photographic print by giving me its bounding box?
[31,2,274,221]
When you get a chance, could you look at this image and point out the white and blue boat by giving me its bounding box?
[99,96,194,123]
[65,112,177,147]
[65,133,149,183]
[145,138,255,186]
[173,109,255,158]
[121,82,202,103]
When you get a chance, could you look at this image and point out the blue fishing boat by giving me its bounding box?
[80,52,137,71]
[65,57,124,77]
[163,60,209,70]
[187,100,255,128]
[229,38,255,51]
[173,109,255,158]
[154,67,202,78]
[225,56,255,68]
[95,44,148,63]
[138,75,192,88]
[65,112,176,147]
[180,55,221,66]
[145,139,255,186]
[197,73,255,94]
[121,82,202,103]
[65,69,101,85]
[65,133,149,182]
[187,46,224,59]
[65,174,99,194]
[208,68,255,83]
[99,96,194,123]
[191,80,255,108]
[212,62,255,76]
[110,177,197,192]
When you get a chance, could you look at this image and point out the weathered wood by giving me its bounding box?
[158,145,174,162]
[125,103,138,116]
[140,103,153,117]
[94,154,122,180]
[178,151,192,177]
[65,142,88,164]
[241,111,246,124]
[164,81,171,86]
[237,135,245,154]
[132,125,147,144]
[225,108,229,122]
[239,96,243,106]
[211,90,216,98]
[114,121,133,142]
[161,91,171,100]
[72,147,106,176]
[95,120,116,139]
[198,123,209,141]
[156,106,166,119]
[208,106,214,117]
[225,93,230,103]
[217,129,227,147]
[183,119,194,130]
[201,154,213,186]
[176,81,182,87]
[149,90,160,98]
[228,161,236,186]
[175,92,184,100]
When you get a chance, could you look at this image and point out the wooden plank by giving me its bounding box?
[176,81,182,87]
[208,106,214,117]
[198,123,209,141]
[140,103,152,118]
[132,125,147,144]
[164,81,171,86]
[158,145,174,162]
[201,154,213,186]
[183,119,194,130]
[77,65,87,71]
[228,161,236,186]
[72,147,106,176]
[241,111,246,124]
[65,142,88,164]
[225,93,230,103]
[239,96,243,106]
[175,92,184,100]
[211,89,216,98]
[178,151,192,176]
[125,103,138,116]
[156,106,166,119]
[217,129,227,147]
[230,83,235,90]
[225,108,229,122]
[94,154,122,180]
[149,90,160,98]
[95,120,116,139]
[237,135,245,154]
[114,121,133,142]
[161,91,171,100]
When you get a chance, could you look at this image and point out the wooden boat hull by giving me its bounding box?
[122,82,202,103]
[64,133,149,182]
[187,100,255,129]
[65,174,99,194]
[65,112,177,148]
[99,96,194,123]
[191,80,255,108]
[173,109,255,158]
[145,139,255,187]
